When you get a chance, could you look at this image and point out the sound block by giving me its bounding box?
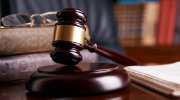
[26,63,131,96]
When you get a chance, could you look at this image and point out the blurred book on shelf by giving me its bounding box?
[141,1,159,46]
[114,0,180,47]
[114,3,143,47]
[174,0,180,45]
[157,0,178,46]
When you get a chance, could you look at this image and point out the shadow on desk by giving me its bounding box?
[0,83,130,100]
[1,82,180,100]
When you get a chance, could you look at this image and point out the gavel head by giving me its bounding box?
[50,8,87,65]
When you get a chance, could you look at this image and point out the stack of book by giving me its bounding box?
[0,26,97,82]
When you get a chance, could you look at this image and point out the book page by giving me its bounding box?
[125,62,180,84]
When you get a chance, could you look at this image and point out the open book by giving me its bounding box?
[124,62,180,97]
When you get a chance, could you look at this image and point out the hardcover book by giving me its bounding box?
[166,0,178,46]
[141,1,159,46]
[0,26,54,56]
[156,0,171,46]
[156,0,177,46]
[0,50,98,82]
[174,0,180,45]
[0,25,90,56]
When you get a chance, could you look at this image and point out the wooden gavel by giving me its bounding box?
[50,8,138,66]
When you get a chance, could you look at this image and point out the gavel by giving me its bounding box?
[26,8,136,95]
[50,8,138,66]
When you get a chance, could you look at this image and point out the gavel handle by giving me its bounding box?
[84,38,139,66]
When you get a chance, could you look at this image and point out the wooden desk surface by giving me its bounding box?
[0,82,180,100]
[124,46,180,64]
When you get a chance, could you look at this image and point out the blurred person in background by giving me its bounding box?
[0,0,125,63]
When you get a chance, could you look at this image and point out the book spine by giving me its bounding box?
[166,0,178,46]
[174,0,180,45]
[156,0,171,46]
[0,50,98,82]
[141,2,159,46]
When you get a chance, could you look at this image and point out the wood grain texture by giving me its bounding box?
[124,46,180,64]
[26,63,131,96]
[1,82,180,99]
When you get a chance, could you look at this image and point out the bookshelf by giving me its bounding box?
[114,0,180,64]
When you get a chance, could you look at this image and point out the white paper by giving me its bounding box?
[125,62,180,84]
